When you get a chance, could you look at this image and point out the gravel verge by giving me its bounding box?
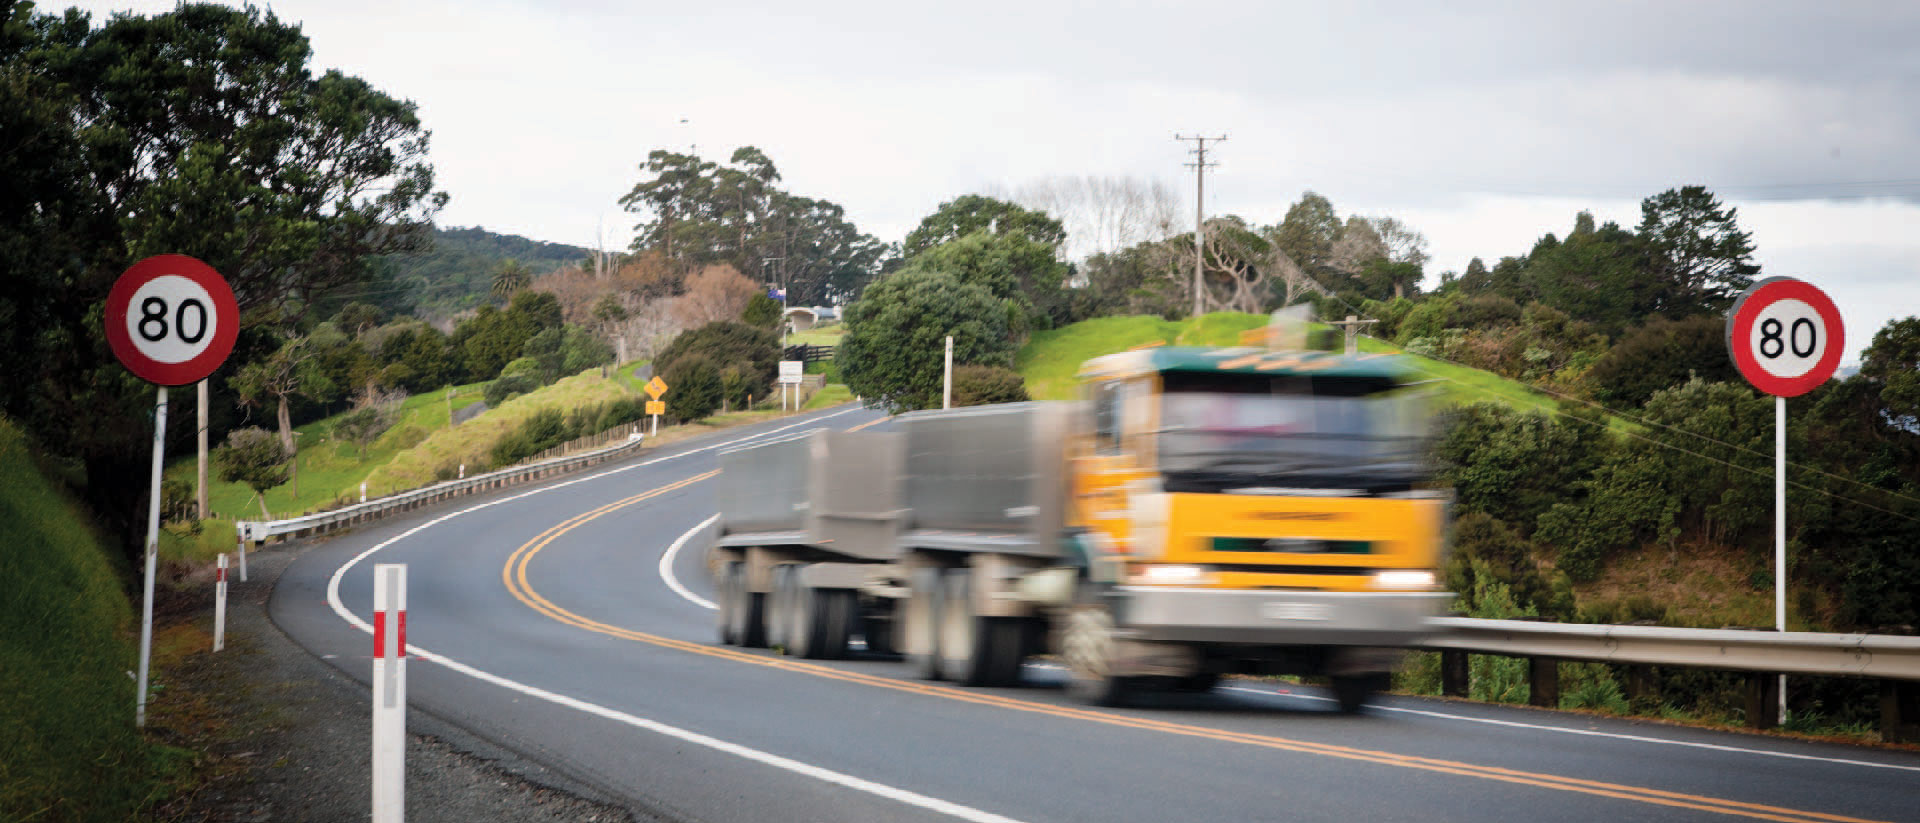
[150,538,643,823]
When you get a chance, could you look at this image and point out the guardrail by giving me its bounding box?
[236,427,649,545]
[1423,617,1920,740]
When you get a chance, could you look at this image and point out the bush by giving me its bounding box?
[654,321,780,403]
[484,374,539,406]
[500,356,542,379]
[741,293,783,328]
[839,268,1016,413]
[488,408,572,466]
[213,427,290,499]
[663,356,724,421]
[951,365,1029,407]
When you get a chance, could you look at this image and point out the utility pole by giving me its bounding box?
[1175,133,1226,319]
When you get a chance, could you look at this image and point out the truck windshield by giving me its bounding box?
[1155,371,1430,492]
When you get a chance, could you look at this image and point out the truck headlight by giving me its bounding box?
[1135,564,1213,585]
[1372,570,1438,590]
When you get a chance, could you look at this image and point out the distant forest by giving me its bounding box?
[372,226,588,319]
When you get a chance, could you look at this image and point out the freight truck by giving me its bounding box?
[708,344,1449,710]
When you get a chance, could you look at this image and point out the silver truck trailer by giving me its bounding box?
[710,404,1076,684]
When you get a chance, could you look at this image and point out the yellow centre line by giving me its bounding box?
[500,473,1887,823]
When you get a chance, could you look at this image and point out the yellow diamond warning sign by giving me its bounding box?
[645,376,669,399]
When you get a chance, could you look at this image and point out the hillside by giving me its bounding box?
[372,225,590,318]
[1016,312,1563,415]
[0,420,178,820]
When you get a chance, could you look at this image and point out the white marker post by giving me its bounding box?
[213,553,228,652]
[361,481,368,503]
[234,529,248,583]
[371,563,407,823]
[1726,277,1844,727]
[942,335,953,410]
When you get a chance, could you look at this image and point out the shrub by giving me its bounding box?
[488,408,572,466]
[484,374,539,406]
[663,356,723,421]
[654,321,780,403]
[213,427,290,501]
[951,365,1029,407]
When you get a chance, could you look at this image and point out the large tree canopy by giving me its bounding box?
[0,2,444,557]
[618,147,889,305]
[902,195,1067,258]
[838,269,1016,413]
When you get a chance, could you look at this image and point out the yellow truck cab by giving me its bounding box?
[1061,345,1449,708]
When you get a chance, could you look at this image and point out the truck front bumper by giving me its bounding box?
[1113,586,1450,647]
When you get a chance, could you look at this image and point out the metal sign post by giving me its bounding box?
[1726,276,1844,726]
[105,255,238,728]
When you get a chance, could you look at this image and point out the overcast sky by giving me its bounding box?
[72,0,1920,362]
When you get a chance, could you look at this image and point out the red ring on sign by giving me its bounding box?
[104,255,240,386]
[1725,276,1844,398]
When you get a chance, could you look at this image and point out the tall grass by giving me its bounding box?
[0,420,184,820]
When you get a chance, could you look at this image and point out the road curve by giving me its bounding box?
[272,405,1920,823]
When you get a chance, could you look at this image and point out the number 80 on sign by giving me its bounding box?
[1725,276,1844,398]
[105,255,240,386]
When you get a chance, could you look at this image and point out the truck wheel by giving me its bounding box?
[937,570,979,683]
[1063,606,1132,706]
[717,561,743,645]
[1331,674,1384,714]
[907,567,945,680]
[726,564,767,649]
[818,590,854,660]
[767,566,794,652]
[786,573,817,658]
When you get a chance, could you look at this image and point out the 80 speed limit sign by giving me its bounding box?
[104,254,239,386]
[1725,276,1844,398]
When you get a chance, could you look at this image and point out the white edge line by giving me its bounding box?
[320,407,1034,823]
[1217,686,1920,774]
[661,514,720,610]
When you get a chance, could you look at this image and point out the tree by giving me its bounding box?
[740,293,782,328]
[214,427,290,518]
[1860,316,1920,425]
[1327,216,1387,278]
[663,356,723,421]
[653,321,781,403]
[1270,191,1342,284]
[839,269,1016,412]
[902,229,1070,325]
[490,259,533,301]
[677,264,760,328]
[232,336,336,459]
[1,3,444,557]
[1586,315,1740,409]
[1637,186,1760,315]
[903,195,1066,258]
[997,175,1180,261]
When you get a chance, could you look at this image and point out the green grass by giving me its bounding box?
[787,324,845,347]
[0,419,186,820]
[169,380,490,520]
[804,384,853,410]
[364,368,646,493]
[1015,312,1581,423]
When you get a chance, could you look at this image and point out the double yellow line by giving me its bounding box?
[502,472,1887,823]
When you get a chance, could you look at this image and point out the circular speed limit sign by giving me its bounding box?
[104,254,239,386]
[1725,276,1844,398]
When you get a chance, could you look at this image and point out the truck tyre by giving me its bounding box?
[1063,605,1132,706]
[725,563,767,649]
[817,590,854,660]
[1331,674,1384,713]
[718,561,743,645]
[767,566,794,652]
[907,567,945,680]
[937,569,1024,687]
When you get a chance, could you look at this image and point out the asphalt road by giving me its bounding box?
[273,404,1920,823]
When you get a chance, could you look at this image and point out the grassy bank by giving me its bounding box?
[0,420,188,820]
